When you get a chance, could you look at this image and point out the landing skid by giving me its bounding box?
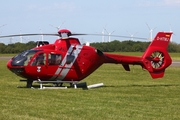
[19,79,104,89]
[35,79,80,89]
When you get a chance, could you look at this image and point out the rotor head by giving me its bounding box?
[58,29,72,38]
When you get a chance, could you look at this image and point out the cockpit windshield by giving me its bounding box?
[11,50,41,66]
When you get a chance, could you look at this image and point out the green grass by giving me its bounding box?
[169,53,180,60]
[0,55,180,120]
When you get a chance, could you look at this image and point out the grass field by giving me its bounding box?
[0,53,180,120]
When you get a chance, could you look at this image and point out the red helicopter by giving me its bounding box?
[0,29,172,89]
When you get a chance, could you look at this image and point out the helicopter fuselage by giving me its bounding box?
[7,37,105,82]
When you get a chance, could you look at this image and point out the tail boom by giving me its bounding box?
[103,32,172,79]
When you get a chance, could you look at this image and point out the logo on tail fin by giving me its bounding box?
[157,35,170,41]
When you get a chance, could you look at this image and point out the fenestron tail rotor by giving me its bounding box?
[150,51,164,69]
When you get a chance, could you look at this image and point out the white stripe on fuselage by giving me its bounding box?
[50,45,83,80]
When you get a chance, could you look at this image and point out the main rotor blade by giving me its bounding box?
[72,33,148,40]
[0,33,148,40]
[71,33,87,36]
[0,33,59,38]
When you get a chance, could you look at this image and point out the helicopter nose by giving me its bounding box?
[7,59,12,69]
[7,59,25,75]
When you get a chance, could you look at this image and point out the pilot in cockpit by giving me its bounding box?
[36,53,45,65]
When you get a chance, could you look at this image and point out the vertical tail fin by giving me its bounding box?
[142,32,173,78]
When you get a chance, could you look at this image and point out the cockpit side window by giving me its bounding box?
[31,53,46,66]
[24,52,36,66]
[48,53,62,65]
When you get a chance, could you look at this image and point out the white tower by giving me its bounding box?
[39,27,44,41]
[104,28,115,42]
[0,24,6,34]
[126,30,138,40]
[19,29,23,43]
[169,24,173,42]
[146,23,156,41]
[50,21,65,31]
[102,28,105,42]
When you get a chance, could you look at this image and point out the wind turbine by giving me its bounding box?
[169,24,173,42]
[0,24,6,34]
[50,21,65,39]
[9,37,14,44]
[0,24,7,43]
[126,30,138,40]
[19,29,30,43]
[9,38,12,44]
[101,25,107,42]
[50,21,65,31]
[104,28,115,42]
[146,23,156,41]
[101,28,105,42]
[19,29,23,43]
[39,27,44,41]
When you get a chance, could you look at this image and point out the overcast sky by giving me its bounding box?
[0,0,180,44]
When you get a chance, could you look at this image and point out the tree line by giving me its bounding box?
[91,40,180,52]
[0,40,180,54]
[0,41,36,54]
